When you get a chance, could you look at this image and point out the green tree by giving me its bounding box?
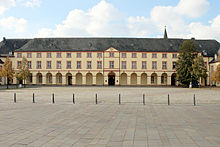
[192,55,207,84]
[0,56,15,89]
[17,57,30,88]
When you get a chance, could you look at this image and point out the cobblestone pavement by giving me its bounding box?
[0,87,220,147]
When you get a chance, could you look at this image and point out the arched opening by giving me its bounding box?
[46,73,52,85]
[76,73,82,85]
[151,73,157,85]
[131,73,137,85]
[66,73,72,85]
[120,73,127,86]
[56,73,62,85]
[86,73,93,85]
[161,73,168,85]
[141,73,147,85]
[96,73,103,85]
[108,72,115,86]
[36,73,42,84]
[171,73,177,86]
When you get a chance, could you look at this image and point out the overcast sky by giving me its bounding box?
[0,0,220,41]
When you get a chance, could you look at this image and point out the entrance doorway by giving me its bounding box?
[171,73,176,86]
[67,76,72,85]
[108,73,115,86]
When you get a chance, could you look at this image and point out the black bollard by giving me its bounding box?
[14,93,16,103]
[73,93,75,104]
[52,93,55,104]
[194,94,196,106]
[143,94,145,105]
[119,94,121,105]
[95,93,98,104]
[168,94,170,105]
[33,93,35,103]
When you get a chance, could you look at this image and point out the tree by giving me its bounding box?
[192,55,207,84]
[17,57,30,88]
[0,56,15,89]
[176,40,197,87]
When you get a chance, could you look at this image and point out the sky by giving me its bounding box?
[0,0,220,41]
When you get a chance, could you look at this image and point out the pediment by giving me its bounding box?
[105,47,118,52]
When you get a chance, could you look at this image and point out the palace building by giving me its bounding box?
[0,29,220,86]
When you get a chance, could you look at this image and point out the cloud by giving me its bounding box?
[25,0,40,7]
[0,0,15,15]
[0,16,27,32]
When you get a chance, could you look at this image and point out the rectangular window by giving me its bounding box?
[87,61,92,69]
[17,61,21,68]
[142,61,147,69]
[87,53,92,58]
[162,61,167,69]
[27,53,32,58]
[97,52,102,58]
[37,53,41,58]
[47,52,51,58]
[132,61,137,69]
[37,61,41,69]
[162,53,167,58]
[67,61,71,69]
[17,53,22,58]
[110,61,114,68]
[109,52,114,57]
[132,53,136,58]
[122,53,126,58]
[122,61,126,69]
[97,61,102,69]
[152,53,157,58]
[77,53,81,58]
[173,53,177,58]
[47,61,51,69]
[152,61,157,69]
[57,53,61,58]
[77,61,81,69]
[67,53,71,58]
[28,61,32,69]
[57,61,61,69]
[142,53,147,58]
[173,62,176,69]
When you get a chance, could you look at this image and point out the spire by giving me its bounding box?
[164,26,168,39]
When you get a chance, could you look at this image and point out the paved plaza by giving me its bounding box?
[0,87,220,147]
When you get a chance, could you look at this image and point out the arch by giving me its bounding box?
[171,73,177,86]
[56,73,62,85]
[108,72,115,86]
[161,73,168,85]
[141,73,147,85]
[76,73,82,85]
[36,73,42,84]
[46,73,52,84]
[120,73,127,86]
[66,73,72,85]
[96,73,104,85]
[151,73,157,85]
[131,73,137,85]
[86,73,93,85]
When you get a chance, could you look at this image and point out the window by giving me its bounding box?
[109,52,114,57]
[77,53,81,58]
[173,53,177,58]
[77,61,81,69]
[17,61,21,68]
[17,53,22,58]
[47,61,51,69]
[97,53,102,58]
[110,61,114,68]
[57,61,61,69]
[132,61,137,69]
[27,53,32,58]
[28,61,31,69]
[162,53,167,58]
[67,61,71,69]
[67,53,71,58]
[47,52,51,58]
[142,61,147,69]
[132,53,136,58]
[87,53,92,58]
[122,53,126,58]
[152,53,157,58]
[162,61,167,69]
[57,53,61,58]
[152,61,157,69]
[142,53,147,58]
[87,61,92,69]
[173,62,176,69]
[37,53,41,58]
[97,61,102,69]
[37,61,41,69]
[122,61,126,69]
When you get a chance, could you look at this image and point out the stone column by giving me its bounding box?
[82,75,86,85]
[137,75,141,85]
[157,75,161,86]
[167,76,171,86]
[42,74,46,85]
[93,76,96,85]
[62,75,66,85]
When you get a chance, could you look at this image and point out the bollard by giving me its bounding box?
[95,93,98,104]
[194,94,196,106]
[73,93,75,104]
[52,93,55,104]
[168,94,170,105]
[119,94,121,105]
[14,93,16,103]
[143,94,145,105]
[33,93,35,103]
